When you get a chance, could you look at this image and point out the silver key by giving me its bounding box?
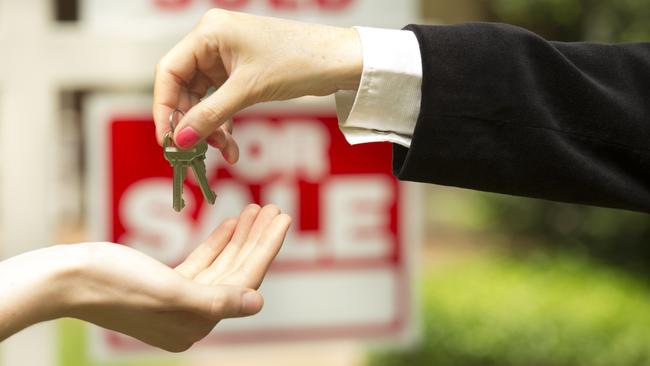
[190,152,217,204]
[171,160,188,211]
[163,133,189,211]
[163,133,217,211]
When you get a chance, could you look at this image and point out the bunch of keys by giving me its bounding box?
[163,109,217,212]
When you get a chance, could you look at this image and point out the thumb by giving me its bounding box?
[177,282,264,320]
[173,73,250,149]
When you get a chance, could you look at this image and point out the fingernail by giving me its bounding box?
[176,127,200,149]
[242,291,262,314]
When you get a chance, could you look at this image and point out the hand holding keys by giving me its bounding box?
[163,110,217,212]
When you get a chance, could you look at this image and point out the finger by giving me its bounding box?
[153,35,198,144]
[231,204,281,269]
[177,88,192,116]
[207,127,240,164]
[223,119,233,134]
[194,204,261,284]
[209,205,281,285]
[173,71,251,149]
[187,72,214,102]
[186,72,217,113]
[188,91,201,111]
[220,214,291,289]
[174,218,238,278]
[206,118,233,147]
[176,283,263,320]
[153,71,181,144]
[222,204,261,255]
[222,129,240,164]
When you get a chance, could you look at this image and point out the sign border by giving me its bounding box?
[84,93,421,358]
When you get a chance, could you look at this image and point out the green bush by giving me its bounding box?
[478,195,650,274]
[369,253,650,366]
[489,0,650,42]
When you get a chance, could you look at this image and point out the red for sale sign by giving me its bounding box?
[85,94,419,355]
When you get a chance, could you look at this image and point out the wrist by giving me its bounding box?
[41,244,85,320]
[41,243,91,319]
[327,27,363,91]
[32,244,88,320]
[0,245,85,338]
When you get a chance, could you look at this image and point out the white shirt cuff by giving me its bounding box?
[335,26,422,148]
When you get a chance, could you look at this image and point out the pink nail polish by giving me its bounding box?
[175,127,200,149]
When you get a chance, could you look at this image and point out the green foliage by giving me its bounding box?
[478,195,650,274]
[488,0,650,42]
[369,253,650,366]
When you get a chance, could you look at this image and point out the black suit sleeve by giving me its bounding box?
[392,22,650,213]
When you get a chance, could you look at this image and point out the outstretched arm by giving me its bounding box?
[153,10,650,212]
[0,204,290,352]
[395,23,650,212]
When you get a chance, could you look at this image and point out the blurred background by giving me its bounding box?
[1,0,650,366]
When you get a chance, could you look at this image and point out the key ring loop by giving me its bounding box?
[168,109,185,133]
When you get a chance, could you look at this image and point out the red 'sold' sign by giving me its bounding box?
[82,0,417,35]
[86,95,417,352]
[154,0,355,11]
